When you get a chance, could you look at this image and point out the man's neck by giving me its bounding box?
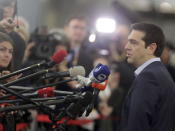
[134,57,161,76]
[70,41,81,49]
[135,56,156,68]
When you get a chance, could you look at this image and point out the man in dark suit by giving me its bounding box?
[65,16,95,75]
[120,23,175,131]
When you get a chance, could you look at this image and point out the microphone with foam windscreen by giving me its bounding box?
[43,66,85,79]
[0,49,68,80]
[0,66,85,99]
[4,66,85,89]
[46,49,68,68]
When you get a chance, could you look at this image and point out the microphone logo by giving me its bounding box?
[92,63,110,83]
[96,74,107,81]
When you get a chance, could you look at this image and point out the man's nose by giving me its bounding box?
[124,42,130,50]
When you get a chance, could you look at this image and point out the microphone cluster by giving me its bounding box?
[0,49,111,129]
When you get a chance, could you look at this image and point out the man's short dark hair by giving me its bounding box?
[66,16,88,26]
[131,22,165,57]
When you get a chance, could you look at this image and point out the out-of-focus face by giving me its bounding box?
[2,2,15,18]
[0,41,13,67]
[125,30,153,67]
[108,71,120,89]
[65,19,87,44]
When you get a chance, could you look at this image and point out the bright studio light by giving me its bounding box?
[95,18,116,33]
[89,33,96,43]
[159,2,173,12]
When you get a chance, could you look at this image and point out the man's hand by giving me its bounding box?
[0,17,16,33]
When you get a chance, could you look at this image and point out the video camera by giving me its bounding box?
[29,26,68,60]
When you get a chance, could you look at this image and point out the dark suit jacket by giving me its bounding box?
[120,61,175,131]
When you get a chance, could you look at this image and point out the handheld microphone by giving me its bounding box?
[0,78,75,100]
[66,92,93,119]
[89,63,110,83]
[79,80,108,92]
[19,88,74,98]
[0,92,87,112]
[47,49,68,67]
[0,49,67,80]
[76,63,110,88]
[77,63,110,117]
[43,66,85,79]
[55,91,93,119]
[8,86,34,90]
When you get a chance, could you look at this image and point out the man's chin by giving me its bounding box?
[127,58,133,64]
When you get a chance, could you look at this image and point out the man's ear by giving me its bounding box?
[147,43,157,55]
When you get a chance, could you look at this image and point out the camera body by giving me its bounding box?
[28,26,69,62]
[30,33,59,60]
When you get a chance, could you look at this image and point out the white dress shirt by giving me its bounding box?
[135,58,161,76]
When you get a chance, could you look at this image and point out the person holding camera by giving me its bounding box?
[0,0,26,71]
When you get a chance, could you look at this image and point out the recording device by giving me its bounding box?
[5,65,85,89]
[76,63,110,116]
[66,91,93,119]
[25,88,73,98]
[0,78,74,100]
[7,19,13,24]
[29,26,68,60]
[43,65,85,79]
[0,49,67,81]
[76,63,110,88]
[0,66,85,100]
[0,91,92,112]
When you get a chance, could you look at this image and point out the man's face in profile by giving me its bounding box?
[65,19,87,44]
[125,30,149,67]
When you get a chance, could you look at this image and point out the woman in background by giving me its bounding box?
[0,0,26,70]
[0,32,22,131]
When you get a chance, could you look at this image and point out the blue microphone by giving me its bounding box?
[76,63,110,89]
[89,63,110,83]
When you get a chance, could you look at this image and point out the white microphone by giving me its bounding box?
[44,66,86,79]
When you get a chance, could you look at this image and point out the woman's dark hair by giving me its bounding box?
[0,32,14,71]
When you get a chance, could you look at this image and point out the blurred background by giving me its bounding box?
[0,0,175,131]
[18,0,175,42]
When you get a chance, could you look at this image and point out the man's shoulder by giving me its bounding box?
[137,61,175,87]
[141,61,165,75]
